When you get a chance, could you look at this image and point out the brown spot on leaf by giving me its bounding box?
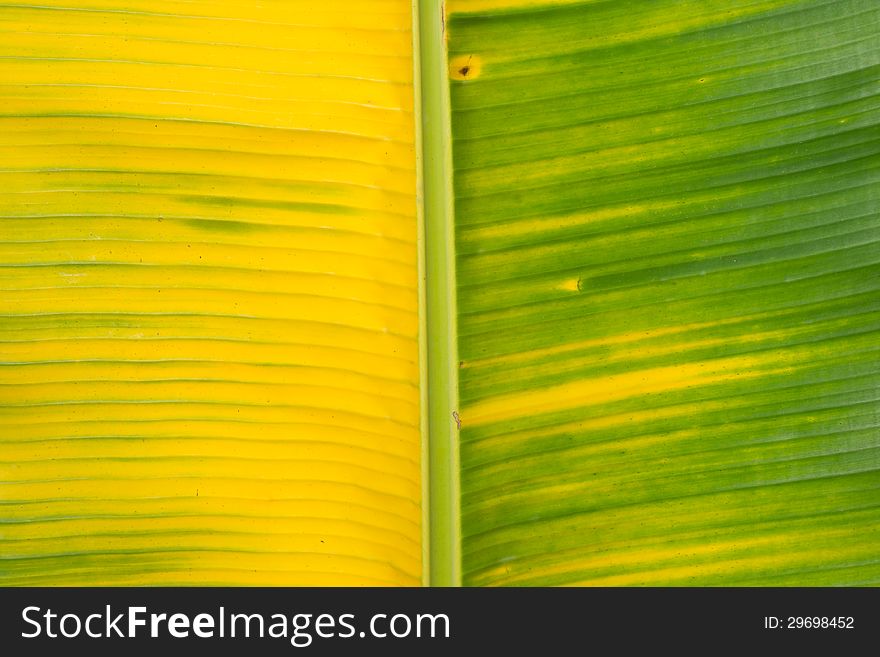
[450,54,482,81]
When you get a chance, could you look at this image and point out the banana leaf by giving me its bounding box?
[1,0,878,587]
[0,0,423,585]
[445,0,880,586]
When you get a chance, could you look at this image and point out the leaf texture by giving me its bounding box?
[447,0,880,585]
[0,0,422,585]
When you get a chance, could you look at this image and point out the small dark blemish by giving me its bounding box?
[459,66,470,77]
